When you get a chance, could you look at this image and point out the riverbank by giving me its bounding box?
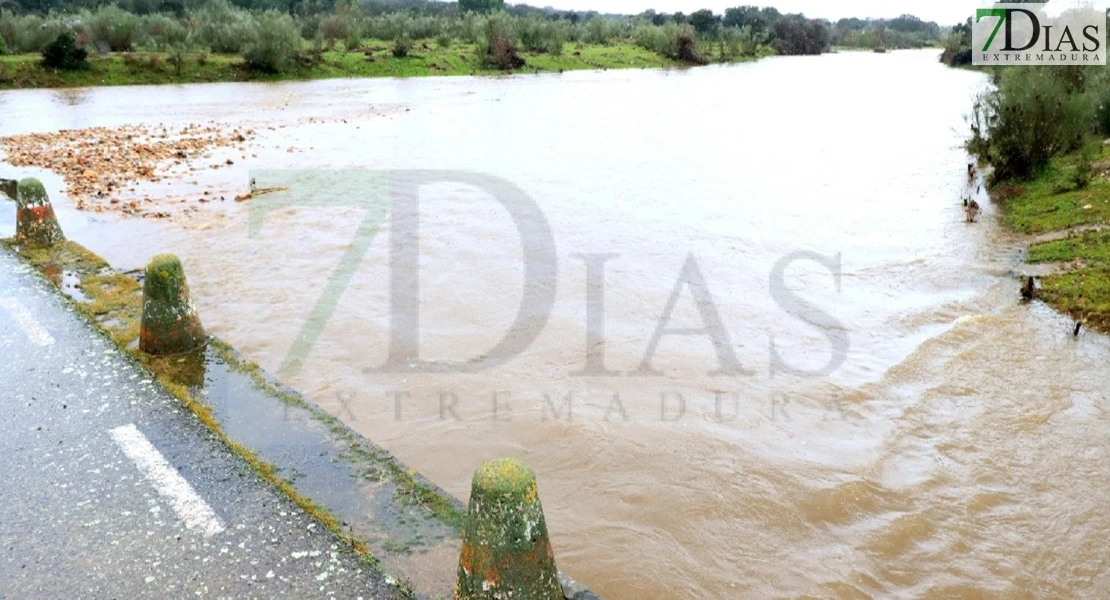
[0,39,768,90]
[990,142,1110,332]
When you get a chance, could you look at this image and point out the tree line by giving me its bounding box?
[0,0,950,74]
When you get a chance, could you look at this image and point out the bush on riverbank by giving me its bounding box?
[0,12,62,53]
[968,66,1097,183]
[965,61,1110,334]
[939,18,971,66]
[243,11,301,72]
[193,0,258,54]
[143,14,188,50]
[87,5,142,52]
[41,32,88,70]
[479,13,524,69]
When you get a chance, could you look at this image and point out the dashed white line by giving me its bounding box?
[0,297,55,347]
[109,424,226,537]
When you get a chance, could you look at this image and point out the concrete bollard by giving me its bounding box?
[0,178,16,201]
[139,254,207,356]
[455,458,563,600]
[14,178,65,248]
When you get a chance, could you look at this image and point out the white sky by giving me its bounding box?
[532,0,1057,26]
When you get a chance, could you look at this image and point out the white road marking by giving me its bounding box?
[109,424,225,537]
[0,297,55,347]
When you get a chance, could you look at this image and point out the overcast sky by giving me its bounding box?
[535,0,989,26]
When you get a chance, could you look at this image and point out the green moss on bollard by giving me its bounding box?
[15,178,65,248]
[455,458,562,600]
[139,254,207,356]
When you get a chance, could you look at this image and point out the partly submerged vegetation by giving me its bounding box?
[964,65,1110,331]
[0,0,949,88]
[939,17,971,66]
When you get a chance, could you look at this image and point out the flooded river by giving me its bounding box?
[2,49,1109,598]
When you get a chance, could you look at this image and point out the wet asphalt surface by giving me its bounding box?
[0,248,403,599]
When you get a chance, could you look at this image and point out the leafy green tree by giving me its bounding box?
[688,8,718,35]
[770,14,827,55]
[722,6,745,28]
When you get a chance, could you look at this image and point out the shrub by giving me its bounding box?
[1074,150,1095,190]
[391,34,411,57]
[519,17,544,52]
[720,26,740,59]
[634,24,671,56]
[243,10,300,73]
[519,18,566,54]
[480,13,524,69]
[0,32,7,56]
[376,13,408,40]
[42,32,89,70]
[320,14,349,48]
[459,12,480,43]
[969,67,1094,183]
[675,24,708,64]
[168,43,186,75]
[194,0,258,54]
[143,14,188,50]
[1,13,62,54]
[737,24,762,56]
[583,15,611,44]
[344,24,362,51]
[87,5,143,52]
[436,31,452,49]
[299,14,320,41]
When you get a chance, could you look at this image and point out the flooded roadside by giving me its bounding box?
[3,50,1109,598]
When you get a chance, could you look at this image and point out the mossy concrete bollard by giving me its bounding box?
[455,458,562,600]
[15,178,65,248]
[139,254,207,356]
[0,178,16,201]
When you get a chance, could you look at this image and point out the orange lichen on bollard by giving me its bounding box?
[455,458,563,600]
[139,253,207,356]
[14,178,65,248]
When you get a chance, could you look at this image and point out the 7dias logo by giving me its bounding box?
[973,2,1107,65]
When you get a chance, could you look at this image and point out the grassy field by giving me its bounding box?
[0,38,766,89]
[996,142,1110,331]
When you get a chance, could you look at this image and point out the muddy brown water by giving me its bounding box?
[2,50,1109,599]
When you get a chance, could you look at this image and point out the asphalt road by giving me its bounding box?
[0,247,404,599]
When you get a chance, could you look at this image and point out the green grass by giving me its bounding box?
[996,143,1110,234]
[0,39,710,89]
[997,143,1110,330]
[1035,267,1110,331]
[1028,229,1110,264]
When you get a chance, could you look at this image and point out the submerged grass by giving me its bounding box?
[993,143,1110,331]
[1,237,419,598]
[0,39,687,89]
[210,338,466,530]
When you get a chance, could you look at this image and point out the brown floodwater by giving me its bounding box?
[2,49,1109,599]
